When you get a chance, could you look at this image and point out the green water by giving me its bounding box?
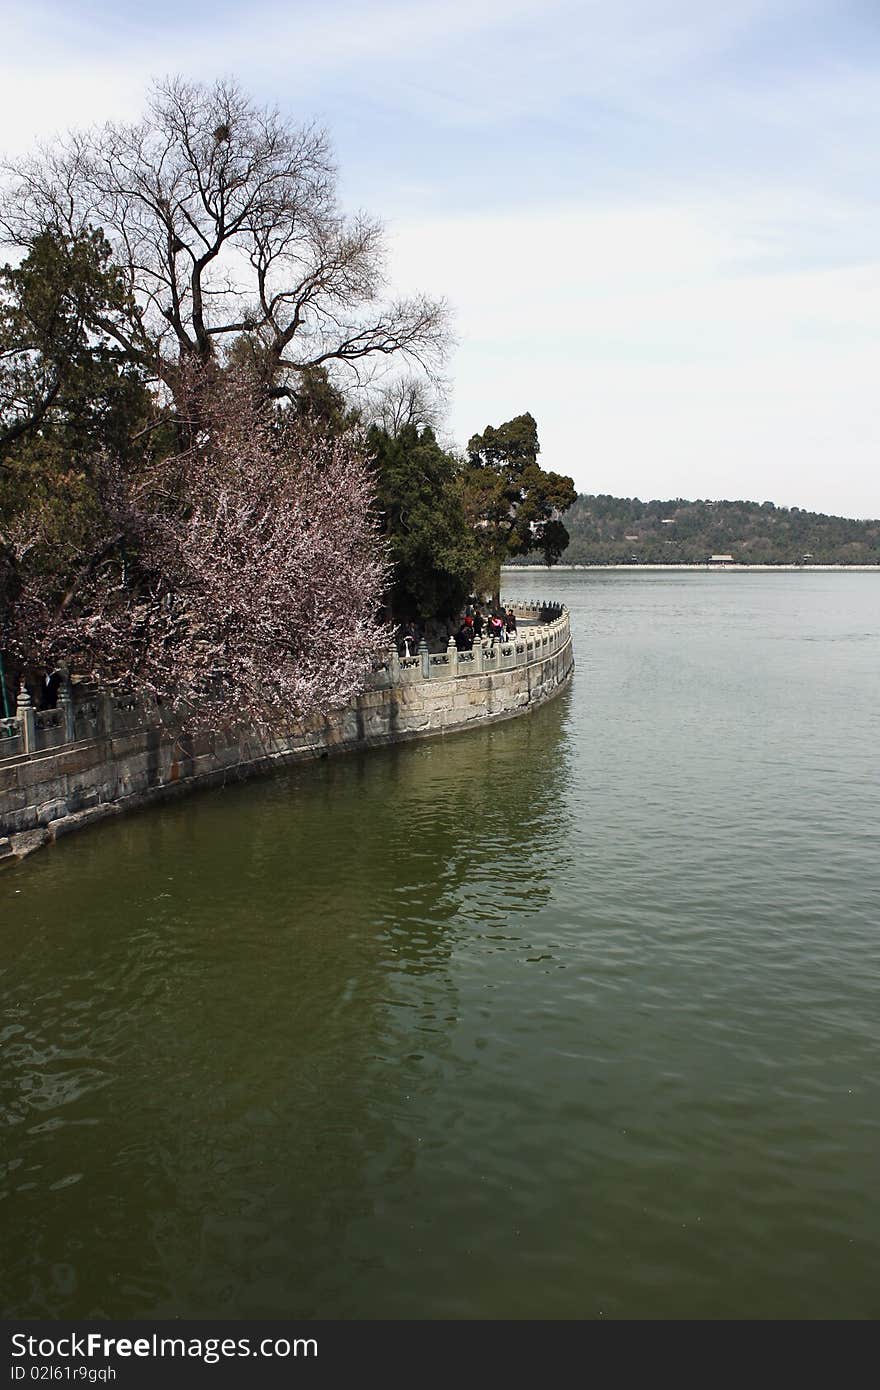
[2,571,879,1319]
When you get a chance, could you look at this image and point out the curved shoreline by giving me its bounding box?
[1,611,574,864]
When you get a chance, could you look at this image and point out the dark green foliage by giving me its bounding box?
[0,228,149,459]
[369,422,481,623]
[505,495,880,565]
[467,412,541,472]
[463,413,576,595]
[0,231,161,647]
[288,365,361,434]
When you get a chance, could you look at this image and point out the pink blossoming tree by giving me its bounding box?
[4,369,390,730]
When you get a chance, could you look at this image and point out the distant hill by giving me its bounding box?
[507,495,880,566]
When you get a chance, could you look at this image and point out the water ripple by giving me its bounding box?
[2,572,879,1317]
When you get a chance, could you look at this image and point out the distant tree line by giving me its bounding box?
[506,495,880,566]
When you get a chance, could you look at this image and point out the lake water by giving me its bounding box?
[2,570,879,1319]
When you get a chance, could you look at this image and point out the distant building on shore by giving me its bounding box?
[708,554,735,564]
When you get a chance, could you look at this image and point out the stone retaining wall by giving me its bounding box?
[0,608,573,864]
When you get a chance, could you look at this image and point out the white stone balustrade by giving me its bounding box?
[0,606,571,764]
[0,604,574,855]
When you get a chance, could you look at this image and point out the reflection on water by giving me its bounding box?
[3,571,880,1318]
[1,704,571,1317]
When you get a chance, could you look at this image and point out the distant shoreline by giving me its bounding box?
[502,564,880,573]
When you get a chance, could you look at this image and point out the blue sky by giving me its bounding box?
[3,0,880,516]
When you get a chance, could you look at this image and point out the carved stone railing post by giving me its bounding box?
[472,638,484,674]
[446,635,458,678]
[16,684,35,754]
[419,638,430,681]
[59,681,76,744]
[388,645,400,686]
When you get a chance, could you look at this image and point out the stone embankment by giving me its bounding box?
[0,604,573,863]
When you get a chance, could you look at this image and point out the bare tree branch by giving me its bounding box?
[1,77,451,406]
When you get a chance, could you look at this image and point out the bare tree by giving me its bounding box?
[0,77,450,403]
[369,372,448,438]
